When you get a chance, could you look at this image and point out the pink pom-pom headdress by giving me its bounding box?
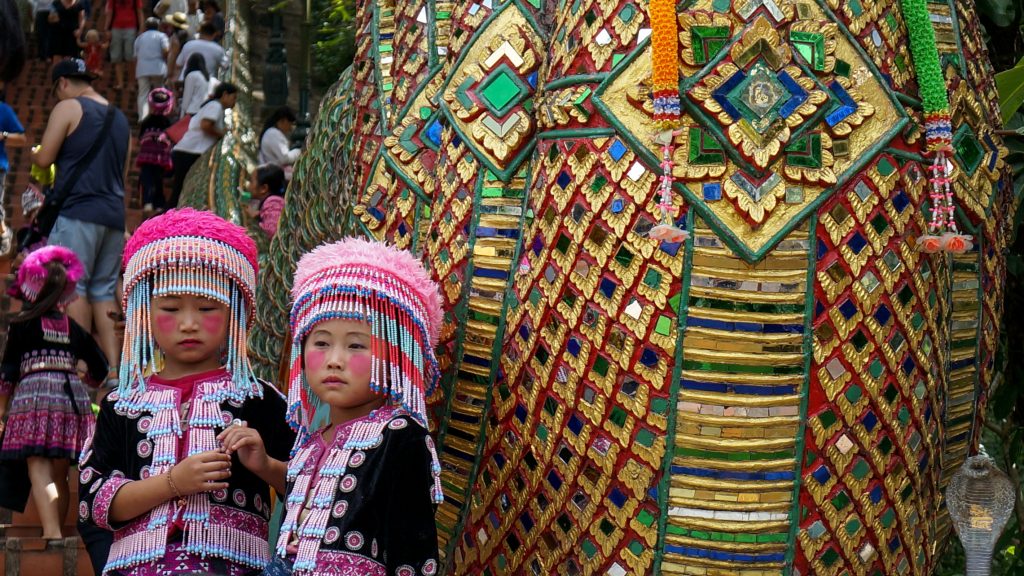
[119,208,260,403]
[287,237,443,441]
[12,245,84,305]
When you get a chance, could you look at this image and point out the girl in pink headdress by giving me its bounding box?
[77,209,295,575]
[0,245,108,539]
[246,238,444,576]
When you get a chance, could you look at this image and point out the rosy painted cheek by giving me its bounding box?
[201,314,224,335]
[347,353,372,377]
[154,313,176,335]
[304,349,325,373]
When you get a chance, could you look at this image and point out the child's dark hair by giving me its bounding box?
[256,164,286,198]
[11,261,69,322]
[202,82,238,108]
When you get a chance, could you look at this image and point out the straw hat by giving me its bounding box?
[164,11,189,30]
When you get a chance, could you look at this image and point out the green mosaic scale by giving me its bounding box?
[240,0,1014,574]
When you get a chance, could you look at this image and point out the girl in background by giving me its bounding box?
[247,163,285,238]
[0,246,107,539]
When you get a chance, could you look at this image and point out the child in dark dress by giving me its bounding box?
[0,246,108,539]
[256,238,445,576]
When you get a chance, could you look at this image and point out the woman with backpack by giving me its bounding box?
[136,87,175,214]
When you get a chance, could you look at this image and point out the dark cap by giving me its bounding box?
[51,59,97,85]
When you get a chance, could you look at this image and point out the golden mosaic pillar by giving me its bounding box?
[251,0,1013,573]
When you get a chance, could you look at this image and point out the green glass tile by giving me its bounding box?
[529,288,542,307]
[831,490,851,511]
[914,381,926,399]
[877,156,896,176]
[615,246,634,267]
[651,397,668,415]
[871,213,890,234]
[681,360,803,375]
[609,406,628,427]
[848,0,863,15]
[851,330,869,352]
[593,355,610,377]
[898,284,914,306]
[869,359,884,379]
[878,436,893,455]
[786,187,805,203]
[599,519,615,536]
[619,4,636,22]
[584,9,597,25]
[819,409,838,428]
[480,69,523,113]
[835,59,852,77]
[628,540,644,556]
[912,312,924,331]
[860,272,880,293]
[498,383,511,400]
[582,539,597,558]
[643,269,662,289]
[821,547,840,567]
[712,0,730,12]
[852,458,870,480]
[884,384,899,404]
[881,508,895,528]
[675,446,794,461]
[419,106,432,120]
[612,53,624,67]
[544,396,559,416]
[635,427,655,447]
[692,26,731,65]
[591,174,608,193]
[898,406,911,425]
[537,424,548,442]
[536,347,550,365]
[845,385,863,404]
[496,554,507,569]
[736,533,756,543]
[655,315,673,336]
[556,233,572,254]
[668,291,682,311]
[846,518,862,536]
[901,483,913,501]
[637,509,656,527]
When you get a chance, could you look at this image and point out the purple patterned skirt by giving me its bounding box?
[0,370,93,460]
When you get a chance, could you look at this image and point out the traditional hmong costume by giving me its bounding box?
[0,246,107,461]
[268,238,444,576]
[77,209,295,576]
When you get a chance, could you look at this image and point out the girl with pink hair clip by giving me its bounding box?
[0,245,108,539]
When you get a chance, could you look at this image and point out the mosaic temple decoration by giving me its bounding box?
[246,0,1015,573]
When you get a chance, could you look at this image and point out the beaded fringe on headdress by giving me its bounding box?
[117,209,261,407]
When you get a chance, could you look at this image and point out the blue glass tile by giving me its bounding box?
[599,277,617,298]
[520,512,535,531]
[950,357,974,370]
[712,70,747,120]
[918,454,929,471]
[660,240,682,256]
[426,119,443,146]
[475,267,509,280]
[609,488,627,508]
[839,299,857,320]
[663,545,785,563]
[568,414,584,435]
[532,235,543,255]
[527,71,538,88]
[812,465,831,484]
[611,198,624,213]
[777,70,808,118]
[567,338,581,357]
[547,470,563,490]
[869,485,883,504]
[519,325,530,341]
[892,190,910,213]
[888,537,901,553]
[639,348,659,367]
[902,355,916,375]
[848,232,867,254]
[703,182,722,201]
[862,411,878,432]
[489,511,500,528]
[463,355,491,368]
[557,171,572,188]
[494,452,507,469]
[476,227,521,239]
[873,305,891,326]
[609,139,628,161]
[367,206,385,221]
[817,237,828,259]
[815,300,825,317]
[671,466,793,481]
[397,222,408,236]
[514,404,528,423]
[453,134,462,148]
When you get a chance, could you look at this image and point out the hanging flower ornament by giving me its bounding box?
[903,0,972,254]
[647,0,689,244]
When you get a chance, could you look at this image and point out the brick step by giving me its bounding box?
[0,536,91,576]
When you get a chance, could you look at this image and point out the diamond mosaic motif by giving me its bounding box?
[477,64,528,116]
